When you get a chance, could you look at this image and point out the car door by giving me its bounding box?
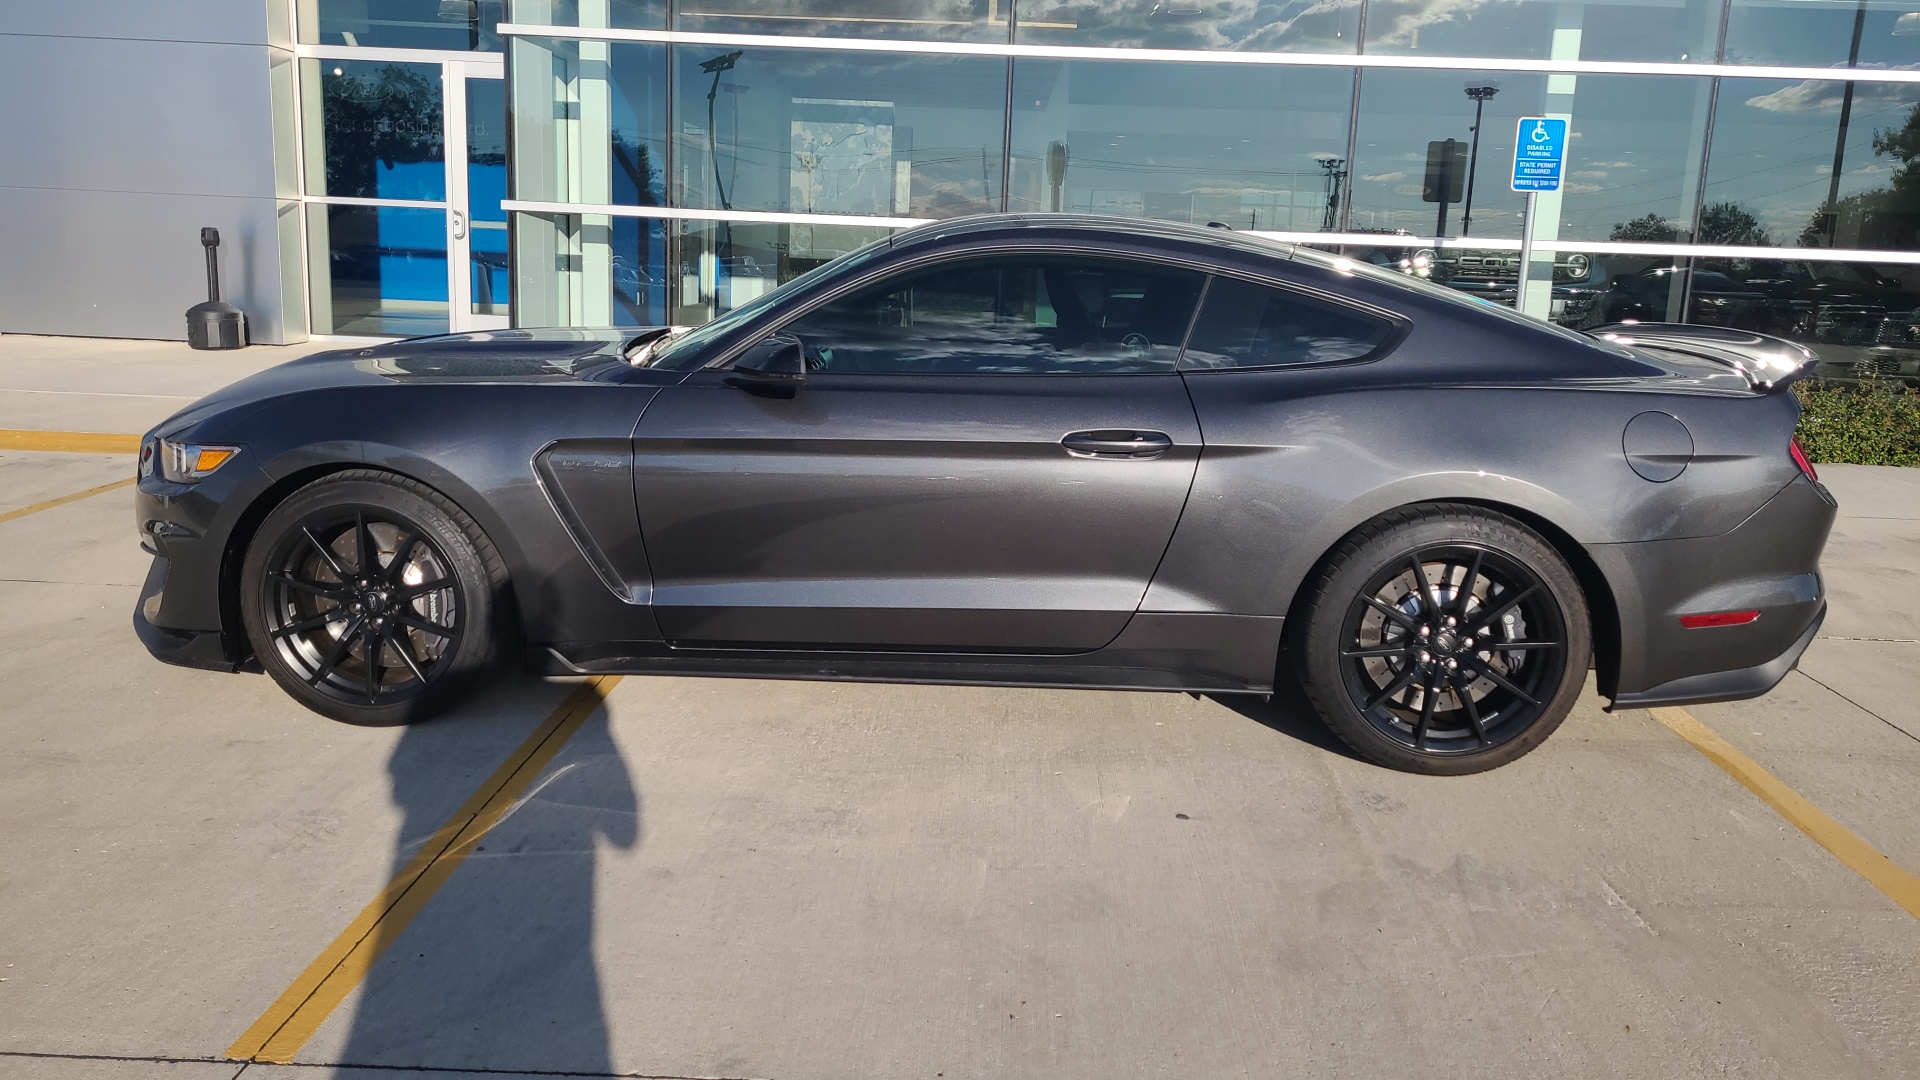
[630,251,1207,652]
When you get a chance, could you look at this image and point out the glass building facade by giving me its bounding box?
[291,0,1920,379]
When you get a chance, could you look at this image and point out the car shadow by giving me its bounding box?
[1207,673,1366,763]
[330,674,637,1075]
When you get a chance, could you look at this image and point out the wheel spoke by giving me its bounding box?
[1364,664,1419,712]
[1413,670,1439,750]
[393,610,458,641]
[301,527,351,580]
[271,611,342,639]
[1487,640,1561,653]
[1342,643,1412,659]
[1454,671,1490,746]
[354,511,374,580]
[1465,583,1538,637]
[1409,551,1444,620]
[270,571,350,602]
[308,615,365,686]
[384,530,418,586]
[1462,657,1542,707]
[1363,596,1420,631]
[1455,549,1484,621]
[363,622,383,704]
[386,625,430,684]
[392,578,454,602]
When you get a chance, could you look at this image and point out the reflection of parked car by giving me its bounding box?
[1705,260,1915,344]
[1605,268,1786,333]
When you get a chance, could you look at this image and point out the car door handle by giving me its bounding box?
[1060,430,1175,459]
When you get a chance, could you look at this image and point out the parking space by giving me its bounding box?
[2,336,1917,1079]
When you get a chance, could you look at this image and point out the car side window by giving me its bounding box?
[1181,276,1395,370]
[779,255,1205,374]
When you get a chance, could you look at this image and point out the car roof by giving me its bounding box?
[885,213,1303,265]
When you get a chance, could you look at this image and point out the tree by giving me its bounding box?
[321,65,443,197]
[1610,214,1683,243]
[1698,202,1771,246]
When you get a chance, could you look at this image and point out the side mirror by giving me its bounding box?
[725,334,806,396]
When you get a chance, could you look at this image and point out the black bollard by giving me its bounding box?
[186,227,247,349]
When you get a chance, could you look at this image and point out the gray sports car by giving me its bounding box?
[133,215,1834,773]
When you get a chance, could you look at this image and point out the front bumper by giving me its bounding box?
[134,553,244,672]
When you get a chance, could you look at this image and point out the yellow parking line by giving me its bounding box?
[0,477,136,524]
[226,675,624,1064]
[1650,706,1920,920]
[0,430,143,454]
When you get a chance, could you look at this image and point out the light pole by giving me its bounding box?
[1820,0,1871,246]
[1460,81,1499,238]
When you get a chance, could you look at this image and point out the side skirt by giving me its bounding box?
[531,612,1285,695]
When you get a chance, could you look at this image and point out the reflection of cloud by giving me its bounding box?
[1393,183,1425,196]
[1364,0,1497,47]
[1570,169,1609,181]
[1745,79,1916,115]
[1562,182,1604,195]
[1363,171,1406,182]
[1590,160,1635,168]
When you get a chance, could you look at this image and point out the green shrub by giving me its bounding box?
[1793,377,1920,467]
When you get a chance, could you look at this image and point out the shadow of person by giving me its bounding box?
[333,680,637,1074]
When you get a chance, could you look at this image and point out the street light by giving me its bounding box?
[701,51,743,213]
[1460,81,1499,238]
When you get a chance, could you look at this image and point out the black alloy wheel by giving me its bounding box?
[1294,505,1591,774]
[241,471,508,725]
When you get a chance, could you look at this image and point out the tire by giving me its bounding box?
[240,470,511,725]
[1291,504,1592,775]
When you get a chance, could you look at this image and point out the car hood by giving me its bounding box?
[150,328,655,438]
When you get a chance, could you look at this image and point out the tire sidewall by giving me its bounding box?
[1296,509,1592,775]
[240,476,496,726]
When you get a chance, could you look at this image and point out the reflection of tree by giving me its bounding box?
[611,135,661,206]
[1610,214,1683,243]
[1699,202,1771,246]
[1797,101,1920,249]
[323,65,444,195]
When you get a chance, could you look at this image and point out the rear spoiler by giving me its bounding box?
[1587,322,1817,392]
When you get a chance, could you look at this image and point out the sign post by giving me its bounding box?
[1510,117,1567,320]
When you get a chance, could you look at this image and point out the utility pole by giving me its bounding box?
[1821,0,1868,245]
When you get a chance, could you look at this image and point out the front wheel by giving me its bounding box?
[1292,505,1592,775]
[240,470,508,725]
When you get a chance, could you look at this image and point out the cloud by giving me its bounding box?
[1394,184,1426,196]
[1562,182,1605,195]
[1363,171,1407,182]
[1570,169,1610,181]
[1745,79,1917,115]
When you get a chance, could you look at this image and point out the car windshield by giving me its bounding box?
[641,237,893,370]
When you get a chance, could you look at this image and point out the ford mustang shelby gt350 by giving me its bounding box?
[134,215,1834,773]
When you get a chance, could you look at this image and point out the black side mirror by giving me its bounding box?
[725,334,806,397]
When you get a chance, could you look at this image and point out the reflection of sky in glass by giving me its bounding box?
[1706,77,1920,246]
[1349,71,1707,242]
[1010,61,1352,230]
[671,47,1007,217]
[1017,0,1360,52]
[1364,0,1720,63]
[1726,0,1920,69]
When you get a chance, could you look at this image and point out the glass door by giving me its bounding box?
[446,60,509,331]
[302,53,506,337]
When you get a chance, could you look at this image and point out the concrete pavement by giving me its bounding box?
[1,334,1917,1079]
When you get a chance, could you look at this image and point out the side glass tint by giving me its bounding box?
[783,256,1206,374]
[1182,277,1394,370]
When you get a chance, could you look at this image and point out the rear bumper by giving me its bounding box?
[1594,473,1835,707]
[1611,602,1823,710]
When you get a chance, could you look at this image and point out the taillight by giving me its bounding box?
[1680,611,1761,629]
[1789,436,1818,482]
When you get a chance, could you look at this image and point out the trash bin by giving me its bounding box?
[186,227,247,349]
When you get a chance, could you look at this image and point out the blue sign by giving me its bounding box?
[1511,117,1568,193]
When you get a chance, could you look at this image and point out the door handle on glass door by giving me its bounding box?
[452,211,467,240]
[1060,430,1174,459]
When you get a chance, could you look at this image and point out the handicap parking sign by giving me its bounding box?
[1511,117,1568,193]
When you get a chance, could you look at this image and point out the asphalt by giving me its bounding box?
[1,332,1917,1079]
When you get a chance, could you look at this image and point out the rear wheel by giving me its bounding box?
[1293,505,1591,774]
[240,471,507,725]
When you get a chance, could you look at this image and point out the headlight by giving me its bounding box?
[157,439,241,482]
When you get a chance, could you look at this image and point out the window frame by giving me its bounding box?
[1175,267,1412,374]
